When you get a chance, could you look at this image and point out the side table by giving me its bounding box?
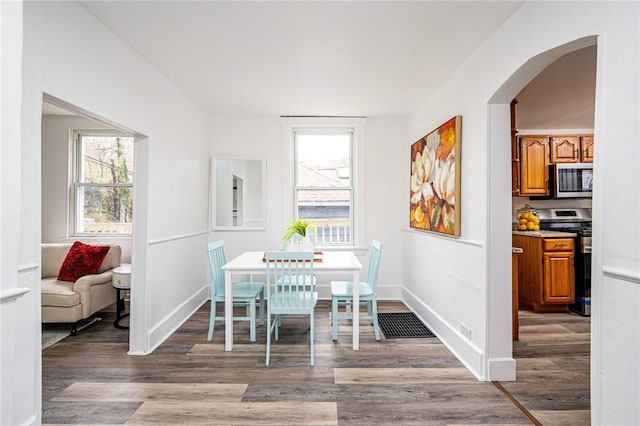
[112,263,131,329]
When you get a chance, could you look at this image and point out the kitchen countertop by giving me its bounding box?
[512,230,577,238]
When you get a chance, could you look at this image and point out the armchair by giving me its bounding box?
[41,242,122,334]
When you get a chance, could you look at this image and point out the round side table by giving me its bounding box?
[112,264,131,329]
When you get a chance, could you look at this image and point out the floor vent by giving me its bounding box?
[377,312,436,339]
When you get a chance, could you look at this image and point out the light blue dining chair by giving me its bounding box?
[207,240,264,343]
[331,239,383,341]
[264,251,317,366]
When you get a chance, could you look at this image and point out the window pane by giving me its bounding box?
[297,188,351,244]
[77,186,133,234]
[296,134,350,186]
[80,136,134,184]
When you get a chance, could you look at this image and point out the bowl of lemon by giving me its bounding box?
[516,205,540,231]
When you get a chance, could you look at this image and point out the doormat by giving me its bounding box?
[377,312,435,339]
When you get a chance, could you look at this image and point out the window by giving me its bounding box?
[282,117,366,248]
[71,130,134,236]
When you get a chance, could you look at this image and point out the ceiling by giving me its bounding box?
[516,45,596,130]
[78,1,525,117]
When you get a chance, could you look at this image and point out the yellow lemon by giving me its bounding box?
[519,218,528,225]
[532,224,540,231]
[526,222,535,230]
[518,224,527,230]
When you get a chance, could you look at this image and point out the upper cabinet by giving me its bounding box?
[581,135,594,163]
[511,100,520,196]
[550,136,580,163]
[519,136,550,196]
[514,133,594,197]
[550,135,594,163]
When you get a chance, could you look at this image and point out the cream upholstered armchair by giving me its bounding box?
[41,242,122,334]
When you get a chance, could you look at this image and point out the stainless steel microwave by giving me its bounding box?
[551,163,593,198]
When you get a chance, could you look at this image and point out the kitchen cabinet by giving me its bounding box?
[511,100,520,195]
[519,136,549,196]
[513,233,575,312]
[581,135,594,162]
[550,136,580,163]
[513,133,594,197]
[550,135,594,163]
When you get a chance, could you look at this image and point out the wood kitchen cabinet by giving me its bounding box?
[581,135,594,162]
[513,233,575,312]
[550,135,594,163]
[513,133,594,197]
[519,136,549,196]
[550,136,580,163]
[511,100,520,195]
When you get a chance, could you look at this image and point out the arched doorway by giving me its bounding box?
[485,36,598,380]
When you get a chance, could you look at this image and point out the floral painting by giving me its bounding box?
[410,116,461,237]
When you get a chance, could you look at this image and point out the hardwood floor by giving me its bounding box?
[42,302,590,425]
[502,310,591,426]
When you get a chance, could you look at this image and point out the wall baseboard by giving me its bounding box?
[145,284,210,354]
[401,287,484,380]
[487,357,516,381]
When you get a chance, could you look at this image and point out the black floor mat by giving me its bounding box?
[377,312,436,339]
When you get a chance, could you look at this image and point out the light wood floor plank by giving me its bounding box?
[334,367,477,384]
[529,409,591,425]
[51,382,247,402]
[127,401,338,425]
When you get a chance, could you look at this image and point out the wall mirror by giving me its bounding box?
[211,155,266,230]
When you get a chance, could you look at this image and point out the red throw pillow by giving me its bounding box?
[57,241,111,282]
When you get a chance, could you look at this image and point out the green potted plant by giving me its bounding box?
[283,219,315,250]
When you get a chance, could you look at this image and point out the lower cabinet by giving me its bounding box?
[513,234,575,312]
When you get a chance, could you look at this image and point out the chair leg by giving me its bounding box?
[207,300,216,341]
[275,314,280,340]
[331,296,339,341]
[258,290,265,326]
[266,312,272,366]
[310,308,315,366]
[371,300,381,341]
[249,298,257,343]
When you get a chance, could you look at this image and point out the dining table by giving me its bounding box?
[222,250,362,351]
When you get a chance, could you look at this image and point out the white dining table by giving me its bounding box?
[222,250,362,351]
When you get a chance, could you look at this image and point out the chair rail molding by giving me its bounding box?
[0,287,31,303]
[148,230,209,246]
[602,265,640,284]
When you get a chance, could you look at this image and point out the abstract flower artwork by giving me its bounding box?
[409,116,461,237]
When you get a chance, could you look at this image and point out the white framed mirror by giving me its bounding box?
[211,155,266,230]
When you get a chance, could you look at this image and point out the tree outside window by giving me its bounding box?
[72,131,134,235]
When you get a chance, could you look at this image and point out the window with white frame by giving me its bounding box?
[71,130,134,236]
[283,117,366,247]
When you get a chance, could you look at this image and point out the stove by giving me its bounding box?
[537,208,592,316]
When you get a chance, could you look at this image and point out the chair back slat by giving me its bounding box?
[265,251,315,309]
[208,241,227,298]
[366,240,383,293]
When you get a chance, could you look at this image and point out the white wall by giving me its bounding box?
[5,1,212,424]
[0,2,36,425]
[41,115,133,262]
[209,115,406,299]
[405,2,639,425]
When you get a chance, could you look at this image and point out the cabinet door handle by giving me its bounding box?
[575,149,579,159]
[554,243,568,247]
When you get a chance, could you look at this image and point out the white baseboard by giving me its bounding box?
[401,287,484,380]
[145,284,209,354]
[487,357,516,381]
